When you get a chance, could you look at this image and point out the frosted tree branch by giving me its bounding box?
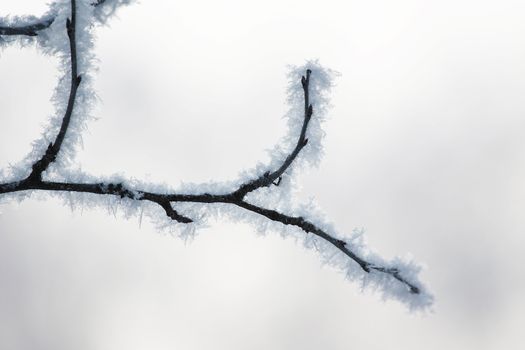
[0,17,54,36]
[233,69,313,200]
[0,0,106,36]
[26,0,81,183]
[0,0,433,310]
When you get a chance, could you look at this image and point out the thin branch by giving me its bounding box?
[233,69,313,200]
[0,0,106,37]
[27,0,81,182]
[0,178,420,294]
[0,2,422,296]
[234,200,421,294]
[0,17,54,36]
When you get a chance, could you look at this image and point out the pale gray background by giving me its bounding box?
[1,0,525,349]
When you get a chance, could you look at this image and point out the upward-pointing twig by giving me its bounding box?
[26,0,81,183]
[0,0,106,37]
[233,69,313,200]
[0,1,426,301]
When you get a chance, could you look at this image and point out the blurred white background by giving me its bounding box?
[1,0,525,349]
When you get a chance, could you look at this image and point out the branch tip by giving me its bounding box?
[159,201,193,223]
[1,0,105,37]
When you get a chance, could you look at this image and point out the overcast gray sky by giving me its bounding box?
[1,0,525,349]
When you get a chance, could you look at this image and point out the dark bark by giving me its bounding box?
[0,0,421,295]
[232,69,312,200]
[0,0,105,36]
[0,18,54,36]
[28,1,81,182]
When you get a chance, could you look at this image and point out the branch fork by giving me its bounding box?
[0,0,424,298]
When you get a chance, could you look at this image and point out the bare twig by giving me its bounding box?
[0,0,105,37]
[0,1,421,296]
[233,69,313,199]
[26,0,81,183]
[0,61,420,293]
[0,177,420,294]
[0,17,54,36]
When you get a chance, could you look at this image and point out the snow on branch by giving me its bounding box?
[0,0,129,37]
[0,0,433,310]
